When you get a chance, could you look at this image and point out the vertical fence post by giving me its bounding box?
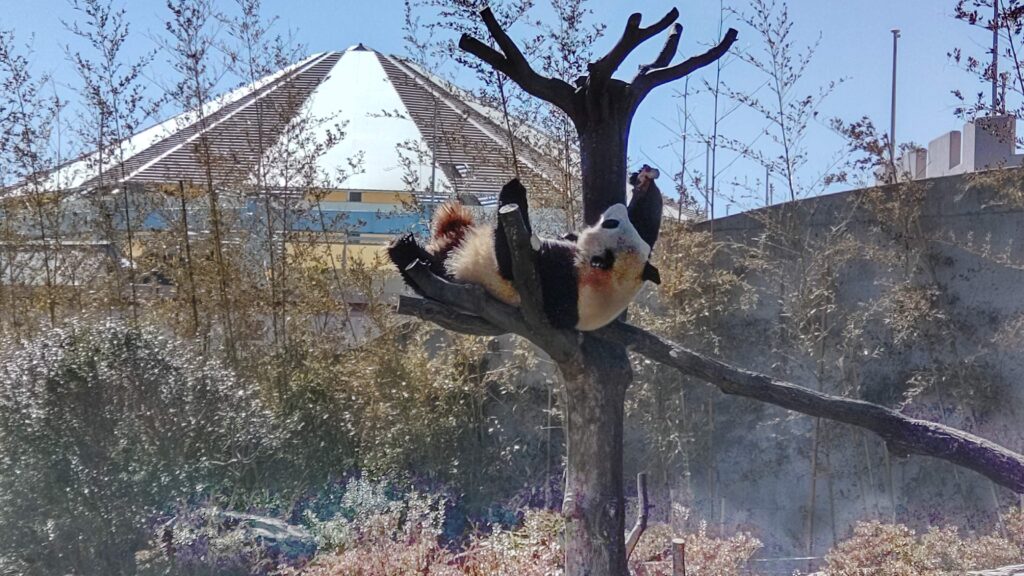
[672,538,686,576]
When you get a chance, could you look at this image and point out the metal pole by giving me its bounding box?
[890,29,900,184]
[681,76,689,223]
[993,0,1000,113]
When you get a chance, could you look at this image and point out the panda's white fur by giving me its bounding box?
[446,223,521,307]
[574,204,651,330]
[445,202,651,331]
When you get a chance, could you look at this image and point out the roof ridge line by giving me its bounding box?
[384,55,549,180]
[119,51,337,183]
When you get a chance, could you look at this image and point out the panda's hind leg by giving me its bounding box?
[498,178,531,226]
[388,233,436,298]
[495,178,533,281]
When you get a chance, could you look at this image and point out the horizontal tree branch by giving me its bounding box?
[395,285,1024,493]
[599,321,1024,494]
[458,7,577,116]
[397,296,502,336]
[633,28,739,98]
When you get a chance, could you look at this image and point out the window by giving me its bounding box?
[349,191,363,202]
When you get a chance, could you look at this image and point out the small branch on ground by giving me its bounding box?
[625,471,650,560]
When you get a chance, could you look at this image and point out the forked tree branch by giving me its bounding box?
[395,272,1024,493]
[459,6,739,127]
[458,7,576,116]
[639,23,683,75]
[590,9,680,81]
[632,27,739,97]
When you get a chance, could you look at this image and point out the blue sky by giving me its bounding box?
[0,1,994,216]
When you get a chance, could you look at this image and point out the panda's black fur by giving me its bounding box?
[388,178,661,331]
[628,164,663,250]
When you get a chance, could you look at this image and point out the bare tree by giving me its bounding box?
[65,0,156,324]
[160,0,237,359]
[399,8,737,574]
[0,30,67,330]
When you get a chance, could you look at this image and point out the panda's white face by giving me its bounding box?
[576,204,651,263]
[574,204,652,330]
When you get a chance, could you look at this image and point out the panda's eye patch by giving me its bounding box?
[601,219,620,229]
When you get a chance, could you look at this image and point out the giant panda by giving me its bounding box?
[388,178,661,331]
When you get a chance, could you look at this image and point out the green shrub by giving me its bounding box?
[0,320,275,575]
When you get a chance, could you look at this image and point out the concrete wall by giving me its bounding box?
[661,171,1024,558]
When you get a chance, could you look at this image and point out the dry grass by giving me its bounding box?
[824,519,1023,576]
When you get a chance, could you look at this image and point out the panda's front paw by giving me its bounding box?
[387,233,422,269]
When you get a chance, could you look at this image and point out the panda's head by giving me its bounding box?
[576,204,659,284]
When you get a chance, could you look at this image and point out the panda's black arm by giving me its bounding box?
[628,177,663,250]
[495,179,532,281]
[387,233,436,298]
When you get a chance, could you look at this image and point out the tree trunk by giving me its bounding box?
[559,335,632,576]
[578,115,631,223]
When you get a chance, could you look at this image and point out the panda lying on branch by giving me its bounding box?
[388,173,663,331]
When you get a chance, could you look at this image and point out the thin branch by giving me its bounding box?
[458,7,576,116]
[598,321,1024,494]
[590,9,680,81]
[634,28,740,98]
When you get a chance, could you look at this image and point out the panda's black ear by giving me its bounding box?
[642,262,661,285]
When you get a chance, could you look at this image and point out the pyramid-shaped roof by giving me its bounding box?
[48,45,554,202]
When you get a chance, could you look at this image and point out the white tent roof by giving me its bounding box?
[24,45,553,201]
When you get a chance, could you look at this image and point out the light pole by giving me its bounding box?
[890,28,900,184]
[993,0,1000,113]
